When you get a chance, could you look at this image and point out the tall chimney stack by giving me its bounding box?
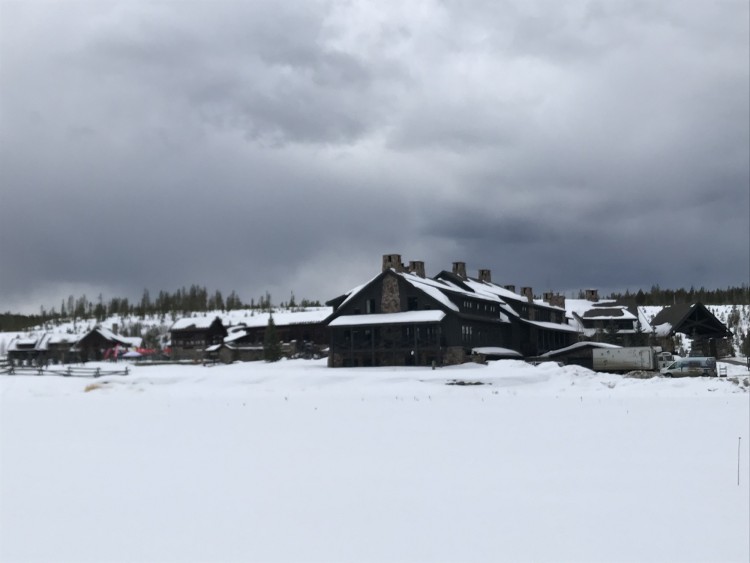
[382,254,404,273]
[522,287,534,302]
[452,261,467,278]
[407,261,426,278]
[543,292,566,309]
[478,269,492,283]
[585,288,599,302]
[504,284,516,293]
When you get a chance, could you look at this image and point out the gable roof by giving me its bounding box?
[649,303,731,338]
[330,269,505,317]
[434,271,565,312]
[77,326,132,346]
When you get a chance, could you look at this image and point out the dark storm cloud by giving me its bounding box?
[0,0,747,313]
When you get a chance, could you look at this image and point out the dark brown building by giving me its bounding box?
[75,326,132,362]
[169,316,228,361]
[325,254,577,367]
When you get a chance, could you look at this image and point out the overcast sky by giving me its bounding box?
[1,0,748,314]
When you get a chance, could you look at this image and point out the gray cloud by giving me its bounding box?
[1,0,747,313]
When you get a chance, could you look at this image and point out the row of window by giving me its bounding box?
[462,300,498,314]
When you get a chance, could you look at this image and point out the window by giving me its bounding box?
[407,297,418,311]
[366,299,376,314]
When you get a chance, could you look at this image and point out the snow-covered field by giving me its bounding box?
[1,359,749,563]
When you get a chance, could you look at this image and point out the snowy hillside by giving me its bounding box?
[0,307,333,354]
[1,359,748,563]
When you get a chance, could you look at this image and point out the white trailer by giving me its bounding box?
[592,347,660,372]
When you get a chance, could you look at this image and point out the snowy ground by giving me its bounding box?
[1,360,749,563]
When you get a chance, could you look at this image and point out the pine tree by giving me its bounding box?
[263,314,282,362]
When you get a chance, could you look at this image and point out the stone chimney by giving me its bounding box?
[504,284,516,293]
[585,288,599,302]
[407,260,426,278]
[550,294,566,308]
[521,287,534,302]
[382,254,404,273]
[544,292,566,309]
[452,261,467,278]
[478,269,492,283]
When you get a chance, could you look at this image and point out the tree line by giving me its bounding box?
[0,286,322,332]
[608,284,750,307]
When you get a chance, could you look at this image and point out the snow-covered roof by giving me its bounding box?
[170,316,222,331]
[91,326,132,346]
[329,311,446,327]
[460,278,565,311]
[119,336,143,348]
[7,332,81,352]
[230,309,332,329]
[472,347,523,357]
[338,274,380,309]
[434,278,504,304]
[223,310,332,343]
[522,319,580,333]
[652,322,673,337]
[401,274,460,311]
[47,334,77,344]
[338,269,508,316]
[565,299,620,317]
[540,341,622,357]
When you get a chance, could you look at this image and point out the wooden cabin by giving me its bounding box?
[169,316,228,361]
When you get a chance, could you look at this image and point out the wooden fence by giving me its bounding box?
[0,365,129,378]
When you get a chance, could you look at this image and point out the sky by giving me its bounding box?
[1,0,748,314]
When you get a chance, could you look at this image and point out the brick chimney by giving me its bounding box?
[478,269,492,283]
[521,287,534,302]
[504,284,516,293]
[382,254,404,273]
[452,261,467,278]
[407,260,425,278]
[585,288,599,302]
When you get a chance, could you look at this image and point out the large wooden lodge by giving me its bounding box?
[325,254,579,367]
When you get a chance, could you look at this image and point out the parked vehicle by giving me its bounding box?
[592,347,661,372]
[660,357,717,378]
[656,351,676,370]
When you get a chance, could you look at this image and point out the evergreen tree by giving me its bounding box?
[263,314,282,362]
